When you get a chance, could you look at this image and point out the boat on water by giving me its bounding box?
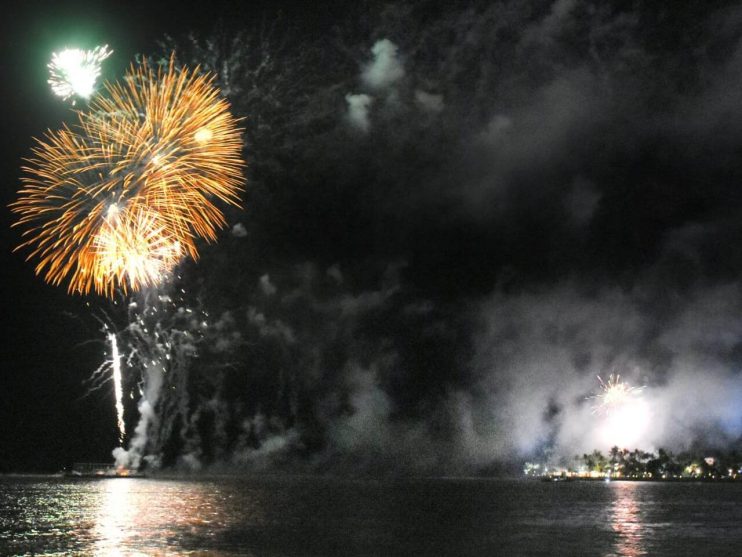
[64,462,144,478]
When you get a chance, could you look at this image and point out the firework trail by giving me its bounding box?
[82,324,127,445]
[109,332,126,444]
[12,55,244,297]
[48,45,113,103]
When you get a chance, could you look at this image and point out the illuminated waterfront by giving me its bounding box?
[1,476,741,556]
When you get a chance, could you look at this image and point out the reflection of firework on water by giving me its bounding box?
[48,45,113,102]
[590,373,644,413]
[12,56,244,297]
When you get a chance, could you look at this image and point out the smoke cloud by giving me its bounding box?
[345,93,373,132]
[128,0,742,474]
[362,39,405,90]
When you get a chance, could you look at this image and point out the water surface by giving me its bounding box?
[1,476,741,556]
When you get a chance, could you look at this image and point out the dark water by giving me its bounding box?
[1,476,741,556]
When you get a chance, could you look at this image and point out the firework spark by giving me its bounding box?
[48,45,113,102]
[12,56,244,297]
[590,374,644,413]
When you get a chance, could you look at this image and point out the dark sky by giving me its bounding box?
[0,0,305,470]
[4,0,742,474]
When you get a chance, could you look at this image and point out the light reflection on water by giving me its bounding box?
[609,481,646,557]
[90,478,263,555]
[94,479,130,555]
[1,476,742,556]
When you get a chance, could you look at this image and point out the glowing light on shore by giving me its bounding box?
[109,333,125,444]
[48,45,113,102]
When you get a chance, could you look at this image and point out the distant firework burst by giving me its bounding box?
[590,373,649,449]
[11,56,244,297]
[590,373,644,413]
[48,45,113,102]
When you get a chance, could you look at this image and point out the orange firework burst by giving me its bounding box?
[10,56,244,297]
[92,207,183,293]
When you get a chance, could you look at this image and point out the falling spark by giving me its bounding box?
[11,55,244,296]
[109,332,126,444]
[48,45,113,102]
[105,291,213,470]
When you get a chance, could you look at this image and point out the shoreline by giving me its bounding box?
[538,475,742,483]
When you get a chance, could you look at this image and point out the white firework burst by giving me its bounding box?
[48,45,113,102]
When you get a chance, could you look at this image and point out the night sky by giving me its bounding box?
[3,0,742,474]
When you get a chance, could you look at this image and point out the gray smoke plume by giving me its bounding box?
[123,1,742,474]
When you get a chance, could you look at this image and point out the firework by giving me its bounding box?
[92,207,183,294]
[48,45,113,102]
[11,56,244,297]
[590,374,643,413]
[589,374,649,448]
